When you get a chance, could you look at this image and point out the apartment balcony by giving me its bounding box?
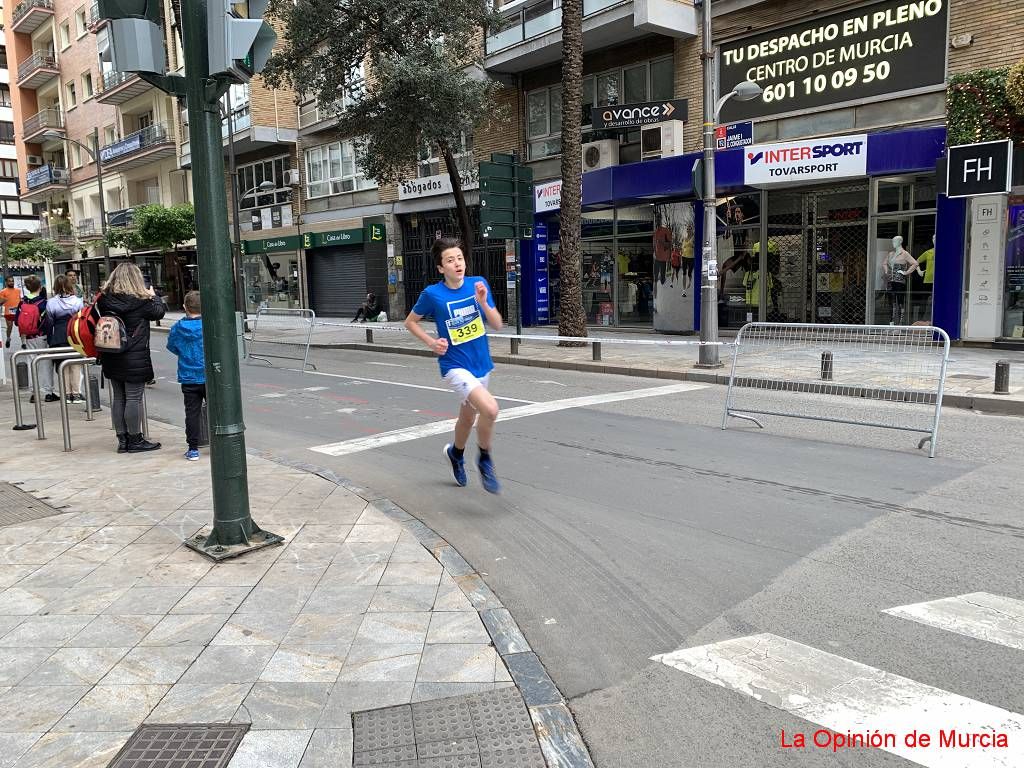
[484,0,696,73]
[23,107,64,143]
[16,50,59,90]
[179,107,297,168]
[298,100,340,135]
[106,208,134,229]
[87,1,107,30]
[39,221,75,243]
[96,69,153,106]
[23,164,69,202]
[11,0,54,35]
[100,123,174,170]
[76,218,100,238]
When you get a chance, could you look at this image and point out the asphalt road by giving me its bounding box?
[141,342,1024,768]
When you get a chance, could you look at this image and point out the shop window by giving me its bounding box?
[0,122,14,145]
[304,139,376,198]
[237,155,295,209]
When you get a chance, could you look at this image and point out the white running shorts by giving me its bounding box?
[443,368,491,405]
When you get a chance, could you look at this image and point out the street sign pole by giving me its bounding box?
[179,0,281,560]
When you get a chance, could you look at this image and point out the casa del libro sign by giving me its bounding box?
[719,0,949,121]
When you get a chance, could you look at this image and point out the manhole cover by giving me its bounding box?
[0,481,67,527]
[107,724,249,768]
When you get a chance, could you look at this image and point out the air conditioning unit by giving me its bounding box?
[284,168,300,186]
[26,155,44,166]
[581,139,619,172]
[641,121,685,161]
[51,168,70,181]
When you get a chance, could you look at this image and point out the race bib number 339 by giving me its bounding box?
[446,313,485,346]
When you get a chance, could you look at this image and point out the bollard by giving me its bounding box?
[994,359,1010,395]
[87,373,101,413]
[199,400,210,447]
[510,338,520,356]
[821,350,834,381]
[592,342,602,362]
[365,328,373,344]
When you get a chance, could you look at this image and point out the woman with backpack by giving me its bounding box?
[46,275,84,403]
[98,262,165,453]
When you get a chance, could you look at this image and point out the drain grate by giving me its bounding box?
[0,481,67,527]
[353,687,545,768]
[106,724,249,768]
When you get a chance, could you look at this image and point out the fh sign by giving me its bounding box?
[946,140,1013,198]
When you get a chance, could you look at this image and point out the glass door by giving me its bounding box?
[871,216,935,325]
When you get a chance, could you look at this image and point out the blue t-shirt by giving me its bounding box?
[412,277,495,378]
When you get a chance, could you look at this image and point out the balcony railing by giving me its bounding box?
[26,164,69,191]
[106,208,135,228]
[39,222,75,242]
[99,122,170,165]
[23,107,63,138]
[12,0,54,30]
[76,219,99,238]
[486,0,624,54]
[17,50,58,83]
[102,69,136,91]
[88,0,106,27]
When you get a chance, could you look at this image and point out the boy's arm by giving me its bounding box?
[475,281,503,330]
[166,325,180,355]
[404,311,448,355]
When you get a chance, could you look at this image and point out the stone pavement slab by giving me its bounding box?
[0,390,580,768]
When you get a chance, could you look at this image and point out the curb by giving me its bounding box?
[246,448,596,768]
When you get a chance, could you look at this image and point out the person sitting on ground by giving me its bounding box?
[98,262,165,453]
[167,290,206,462]
[46,274,85,403]
[351,292,382,323]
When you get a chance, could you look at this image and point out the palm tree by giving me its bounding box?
[556,0,587,343]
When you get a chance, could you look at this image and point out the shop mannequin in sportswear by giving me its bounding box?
[882,235,921,324]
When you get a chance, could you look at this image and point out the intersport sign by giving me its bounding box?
[744,134,868,185]
[592,99,688,130]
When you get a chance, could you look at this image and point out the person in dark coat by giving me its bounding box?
[98,262,165,453]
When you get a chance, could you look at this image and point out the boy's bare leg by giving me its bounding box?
[467,386,499,451]
[453,401,476,450]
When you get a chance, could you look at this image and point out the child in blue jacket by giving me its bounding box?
[166,290,206,461]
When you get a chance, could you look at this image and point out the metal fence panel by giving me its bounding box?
[246,307,317,371]
[723,322,950,457]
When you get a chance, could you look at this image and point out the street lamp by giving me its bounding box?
[697,0,762,368]
[42,128,111,279]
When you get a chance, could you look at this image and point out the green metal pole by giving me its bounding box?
[179,0,273,554]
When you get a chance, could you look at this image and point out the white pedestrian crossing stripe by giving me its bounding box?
[653,633,1024,767]
[884,592,1024,652]
[309,383,706,457]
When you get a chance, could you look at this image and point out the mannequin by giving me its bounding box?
[916,234,936,319]
[882,235,921,324]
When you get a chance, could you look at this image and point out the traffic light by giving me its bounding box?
[96,0,167,74]
[208,0,277,83]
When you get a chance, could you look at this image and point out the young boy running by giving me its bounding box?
[404,236,504,493]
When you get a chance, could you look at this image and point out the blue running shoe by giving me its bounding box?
[444,443,467,487]
[478,455,501,495]
[185,449,200,461]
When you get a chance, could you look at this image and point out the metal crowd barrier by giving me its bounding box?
[31,351,86,440]
[722,323,950,458]
[57,357,97,451]
[9,346,75,431]
[246,307,317,371]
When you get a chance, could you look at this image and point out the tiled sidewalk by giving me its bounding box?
[0,401,523,768]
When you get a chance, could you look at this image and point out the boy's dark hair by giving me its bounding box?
[431,236,464,267]
[24,275,40,292]
[183,290,201,314]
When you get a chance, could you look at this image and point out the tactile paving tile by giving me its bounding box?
[465,688,533,736]
[354,705,416,751]
[412,698,475,742]
[418,736,477,759]
[0,481,66,526]
[420,754,483,768]
[353,744,419,766]
[106,724,249,768]
[480,749,547,768]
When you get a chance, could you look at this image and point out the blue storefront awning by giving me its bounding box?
[580,125,948,209]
